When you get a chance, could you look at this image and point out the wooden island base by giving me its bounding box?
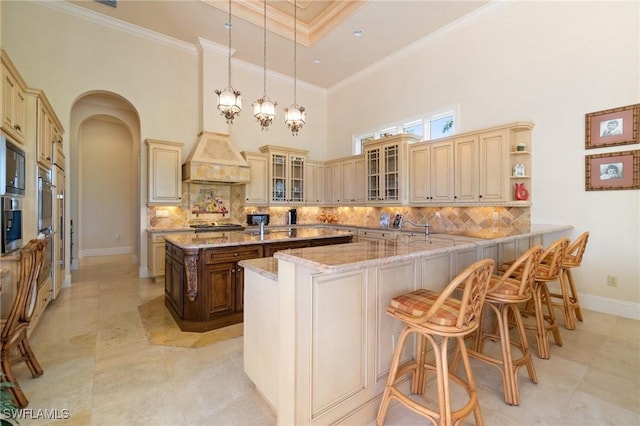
[163,229,353,332]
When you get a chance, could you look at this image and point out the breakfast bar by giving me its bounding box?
[240,224,572,426]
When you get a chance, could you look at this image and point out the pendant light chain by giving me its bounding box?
[215,0,242,124]
[284,0,306,135]
[253,0,277,130]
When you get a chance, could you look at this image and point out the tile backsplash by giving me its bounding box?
[147,184,530,232]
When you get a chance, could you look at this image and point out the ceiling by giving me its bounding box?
[69,0,490,89]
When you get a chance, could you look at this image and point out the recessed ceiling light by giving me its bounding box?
[353,30,363,37]
[313,59,321,64]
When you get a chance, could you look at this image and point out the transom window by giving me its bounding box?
[353,108,457,154]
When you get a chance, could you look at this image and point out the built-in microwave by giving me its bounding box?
[0,134,26,197]
[1,196,23,254]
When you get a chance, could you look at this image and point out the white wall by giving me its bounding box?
[80,118,133,255]
[328,1,640,309]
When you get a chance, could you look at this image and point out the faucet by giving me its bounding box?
[403,219,430,236]
[258,218,267,237]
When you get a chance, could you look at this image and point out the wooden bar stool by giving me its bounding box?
[465,245,543,406]
[1,239,47,408]
[377,259,494,426]
[548,232,589,330]
[519,237,568,360]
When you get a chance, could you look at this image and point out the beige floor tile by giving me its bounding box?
[5,256,639,426]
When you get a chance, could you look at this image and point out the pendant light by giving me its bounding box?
[284,0,306,135]
[253,0,277,130]
[215,0,242,124]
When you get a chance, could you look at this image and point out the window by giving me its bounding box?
[353,107,457,154]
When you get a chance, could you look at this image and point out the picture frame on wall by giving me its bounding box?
[585,103,640,149]
[585,150,640,191]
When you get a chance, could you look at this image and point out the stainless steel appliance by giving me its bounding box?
[38,167,54,232]
[287,209,297,225]
[0,135,26,196]
[1,196,22,254]
[246,213,269,226]
[37,167,54,287]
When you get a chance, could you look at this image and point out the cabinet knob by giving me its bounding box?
[234,252,238,256]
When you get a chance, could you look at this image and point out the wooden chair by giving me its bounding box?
[377,258,494,426]
[518,237,569,359]
[464,245,543,406]
[1,239,47,408]
[548,232,589,330]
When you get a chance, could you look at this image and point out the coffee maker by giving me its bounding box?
[287,208,297,225]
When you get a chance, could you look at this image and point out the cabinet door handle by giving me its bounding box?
[14,124,21,131]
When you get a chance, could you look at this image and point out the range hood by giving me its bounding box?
[182,131,250,183]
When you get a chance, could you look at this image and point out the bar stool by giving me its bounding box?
[1,239,47,408]
[548,232,589,330]
[376,258,494,426]
[519,237,569,359]
[465,245,543,406]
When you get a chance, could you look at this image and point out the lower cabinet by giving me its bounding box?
[165,236,353,332]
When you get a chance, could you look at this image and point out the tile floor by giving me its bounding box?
[9,255,640,425]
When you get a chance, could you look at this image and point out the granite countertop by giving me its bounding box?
[163,227,353,250]
[240,257,278,281]
[273,224,573,274]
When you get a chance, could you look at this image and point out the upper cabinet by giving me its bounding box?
[34,91,64,169]
[409,140,454,204]
[242,151,269,206]
[304,160,325,205]
[408,122,534,206]
[364,134,419,205]
[259,145,308,205]
[1,51,28,144]
[146,139,183,205]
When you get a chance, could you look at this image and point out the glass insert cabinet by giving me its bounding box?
[259,145,309,204]
[364,134,419,205]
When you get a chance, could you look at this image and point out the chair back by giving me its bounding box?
[493,245,544,299]
[425,259,495,330]
[563,232,589,268]
[1,239,47,342]
[537,237,569,282]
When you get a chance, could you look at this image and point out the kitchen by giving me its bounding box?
[1,0,638,424]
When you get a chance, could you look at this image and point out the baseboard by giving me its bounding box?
[579,293,640,320]
[549,286,640,320]
[80,246,132,257]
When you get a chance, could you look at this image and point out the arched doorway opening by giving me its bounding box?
[69,92,140,269]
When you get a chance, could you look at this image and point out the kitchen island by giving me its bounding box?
[163,228,353,332]
[240,224,572,425]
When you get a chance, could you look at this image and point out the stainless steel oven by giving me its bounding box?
[1,196,22,254]
[38,167,53,232]
[1,134,26,197]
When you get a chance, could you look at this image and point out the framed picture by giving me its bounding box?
[585,150,640,191]
[585,103,639,149]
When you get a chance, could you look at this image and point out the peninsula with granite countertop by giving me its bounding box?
[240,224,573,425]
[162,227,353,332]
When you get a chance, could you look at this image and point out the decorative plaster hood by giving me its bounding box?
[182,132,250,184]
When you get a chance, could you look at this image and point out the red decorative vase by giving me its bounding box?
[515,183,529,201]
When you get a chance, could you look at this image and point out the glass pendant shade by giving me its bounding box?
[284,104,306,136]
[253,96,277,130]
[216,86,242,124]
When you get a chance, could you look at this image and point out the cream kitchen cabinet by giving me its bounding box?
[409,140,455,204]
[29,89,64,169]
[364,134,418,205]
[453,134,479,202]
[148,232,168,278]
[409,122,533,206]
[342,155,366,204]
[1,51,27,145]
[260,145,308,205]
[242,151,269,205]
[146,139,183,205]
[304,160,325,204]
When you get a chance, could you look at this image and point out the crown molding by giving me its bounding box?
[41,0,197,54]
[328,1,507,93]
